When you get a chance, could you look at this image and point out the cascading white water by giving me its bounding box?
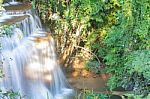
[0,2,75,99]
[2,7,42,35]
[1,32,74,99]
[3,0,20,5]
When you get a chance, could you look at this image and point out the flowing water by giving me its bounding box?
[0,2,75,99]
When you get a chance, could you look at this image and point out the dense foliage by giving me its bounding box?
[34,0,119,67]
[105,0,150,97]
[33,0,150,97]
[79,90,109,99]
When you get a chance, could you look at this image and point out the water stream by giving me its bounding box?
[0,2,74,99]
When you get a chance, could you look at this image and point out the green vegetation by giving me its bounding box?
[34,0,120,67]
[0,0,4,10]
[0,0,149,98]
[105,0,150,97]
[77,90,109,99]
[35,0,150,98]
[0,90,22,99]
[0,25,14,37]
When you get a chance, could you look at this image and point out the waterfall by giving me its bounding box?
[0,2,75,99]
